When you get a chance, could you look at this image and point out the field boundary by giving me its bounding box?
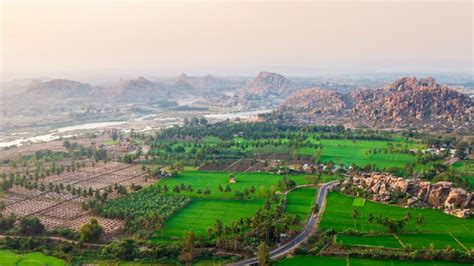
[392,233,405,248]
[449,232,468,251]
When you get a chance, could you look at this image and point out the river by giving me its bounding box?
[0,109,272,148]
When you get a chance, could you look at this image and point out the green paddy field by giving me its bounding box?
[156,171,311,199]
[0,250,65,266]
[153,198,263,239]
[320,193,474,251]
[277,256,472,266]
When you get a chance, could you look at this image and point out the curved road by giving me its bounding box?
[228,181,339,266]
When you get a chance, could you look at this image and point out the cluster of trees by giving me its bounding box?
[0,209,45,236]
[156,122,391,143]
[79,218,103,242]
[141,121,416,168]
[91,186,190,235]
[196,194,304,254]
[277,176,297,191]
[183,117,208,127]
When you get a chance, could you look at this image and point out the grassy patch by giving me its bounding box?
[156,171,310,199]
[398,233,464,250]
[276,256,471,266]
[0,250,65,266]
[452,160,474,188]
[320,192,474,251]
[153,199,263,240]
[299,139,422,169]
[336,234,402,249]
[320,192,474,235]
[285,187,316,219]
[284,187,316,230]
[352,197,366,207]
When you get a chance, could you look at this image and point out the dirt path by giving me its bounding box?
[0,234,105,247]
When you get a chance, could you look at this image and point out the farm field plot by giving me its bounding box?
[230,135,423,169]
[320,193,474,250]
[0,162,150,233]
[276,256,472,266]
[336,234,402,249]
[452,160,474,188]
[398,233,465,250]
[299,139,421,169]
[95,187,190,225]
[156,171,311,199]
[320,193,474,234]
[153,199,263,240]
[0,250,65,266]
[452,233,474,250]
[284,187,316,220]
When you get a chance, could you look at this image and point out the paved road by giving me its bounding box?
[228,181,339,266]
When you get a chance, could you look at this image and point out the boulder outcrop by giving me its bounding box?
[347,173,473,218]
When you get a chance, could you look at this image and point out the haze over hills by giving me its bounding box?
[0,72,473,137]
[277,77,473,131]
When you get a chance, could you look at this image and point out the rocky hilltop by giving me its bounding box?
[26,79,97,101]
[278,77,473,131]
[241,71,295,97]
[342,172,473,218]
[281,88,351,114]
[108,77,165,102]
[175,73,245,90]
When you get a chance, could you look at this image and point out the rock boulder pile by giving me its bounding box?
[342,173,473,218]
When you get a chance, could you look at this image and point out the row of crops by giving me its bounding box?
[94,187,190,232]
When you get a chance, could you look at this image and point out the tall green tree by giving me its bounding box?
[180,230,195,265]
[257,241,271,266]
[79,218,104,242]
[352,209,358,229]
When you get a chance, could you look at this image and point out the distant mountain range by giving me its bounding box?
[276,77,473,131]
[2,72,472,131]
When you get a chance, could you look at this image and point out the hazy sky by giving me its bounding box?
[1,1,473,77]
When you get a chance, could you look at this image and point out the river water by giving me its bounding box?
[0,109,272,148]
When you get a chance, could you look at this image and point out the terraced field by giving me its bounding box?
[0,250,65,266]
[277,256,472,266]
[320,192,474,251]
[152,198,263,240]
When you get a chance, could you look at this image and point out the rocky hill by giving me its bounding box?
[175,73,245,90]
[108,77,169,103]
[342,173,473,218]
[277,77,473,131]
[241,71,296,97]
[25,79,97,100]
[281,88,351,114]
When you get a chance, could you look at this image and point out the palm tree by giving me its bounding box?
[352,209,358,229]
[214,219,223,236]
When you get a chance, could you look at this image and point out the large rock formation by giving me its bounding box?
[241,71,296,97]
[25,79,97,101]
[344,173,473,218]
[280,88,351,114]
[277,77,473,131]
